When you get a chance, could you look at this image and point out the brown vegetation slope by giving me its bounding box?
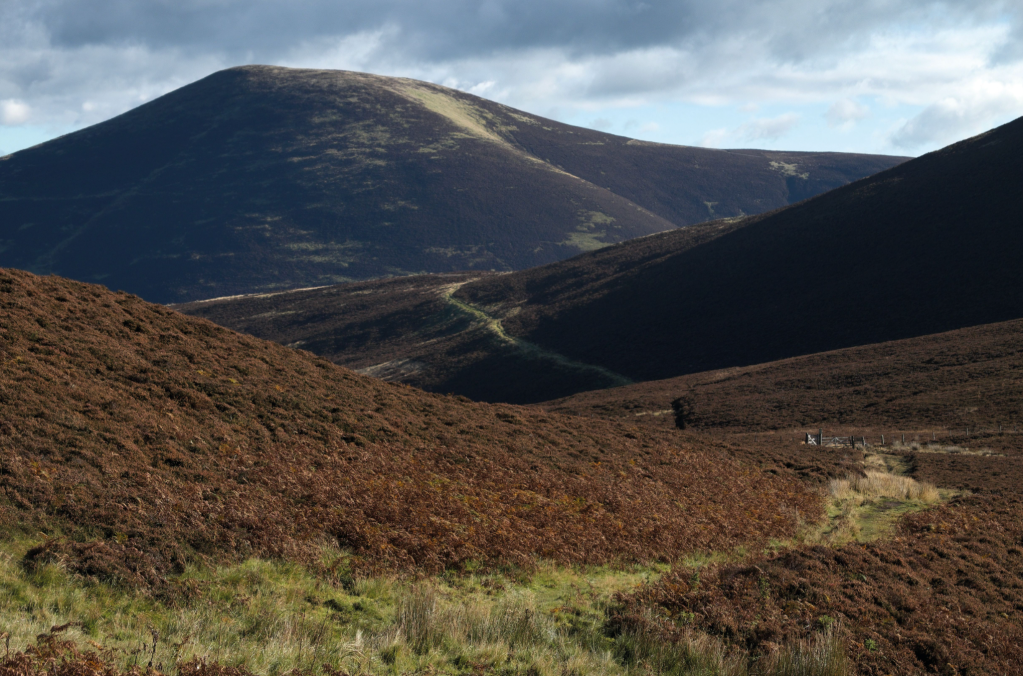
[615,494,1023,675]
[546,316,1023,433]
[0,268,821,586]
[0,66,902,304]
[545,315,1023,496]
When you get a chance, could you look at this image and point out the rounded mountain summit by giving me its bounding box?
[0,65,905,303]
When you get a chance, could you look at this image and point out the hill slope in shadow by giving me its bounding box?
[443,114,1023,400]
[543,316,1023,435]
[183,113,1023,404]
[0,66,903,303]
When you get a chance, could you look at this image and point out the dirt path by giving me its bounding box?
[439,282,633,388]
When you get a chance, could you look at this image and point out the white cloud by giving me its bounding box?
[589,117,612,130]
[826,99,869,129]
[738,113,799,141]
[0,99,30,125]
[699,127,729,147]
[889,87,1023,149]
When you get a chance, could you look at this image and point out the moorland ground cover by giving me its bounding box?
[7,267,1023,673]
[0,267,818,581]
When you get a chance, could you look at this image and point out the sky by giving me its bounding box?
[2,0,1022,158]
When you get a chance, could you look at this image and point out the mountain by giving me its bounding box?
[0,65,904,303]
[182,114,1023,404]
[0,267,818,585]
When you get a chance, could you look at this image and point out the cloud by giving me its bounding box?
[889,88,1023,149]
[738,113,800,141]
[0,0,1021,153]
[589,117,613,130]
[0,100,30,125]
[826,99,869,129]
[699,128,729,147]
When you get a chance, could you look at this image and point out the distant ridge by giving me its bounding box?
[182,114,1023,404]
[0,65,903,303]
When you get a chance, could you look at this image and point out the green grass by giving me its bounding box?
[0,537,852,676]
[0,536,670,676]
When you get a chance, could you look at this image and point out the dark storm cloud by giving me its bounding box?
[21,0,1021,65]
[1,0,1021,154]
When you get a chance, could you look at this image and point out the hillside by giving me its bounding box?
[185,113,1023,404]
[457,114,1023,387]
[177,219,743,402]
[0,66,903,303]
[0,267,820,585]
[545,316,1023,433]
[8,267,1023,675]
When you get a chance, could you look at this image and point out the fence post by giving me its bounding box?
[902,434,905,444]
[818,428,823,447]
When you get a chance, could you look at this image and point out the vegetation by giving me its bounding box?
[828,471,940,504]
[618,494,1023,674]
[196,112,1023,405]
[0,539,849,676]
[0,66,901,304]
[0,268,822,585]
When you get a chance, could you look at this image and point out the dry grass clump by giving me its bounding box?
[829,471,940,504]
[893,440,999,456]
[760,626,849,676]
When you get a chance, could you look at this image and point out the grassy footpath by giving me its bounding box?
[0,464,944,675]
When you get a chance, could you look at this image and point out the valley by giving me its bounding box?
[2,64,1022,676]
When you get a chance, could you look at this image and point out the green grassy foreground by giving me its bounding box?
[0,538,847,676]
[0,467,942,675]
[2,538,666,675]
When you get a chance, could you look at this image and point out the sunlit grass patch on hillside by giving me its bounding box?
[0,535,859,676]
[829,471,940,504]
[816,470,942,545]
[0,537,674,676]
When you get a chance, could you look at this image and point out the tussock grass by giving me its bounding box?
[892,440,999,456]
[829,471,940,504]
[761,626,849,676]
[0,538,851,676]
[810,466,945,546]
[611,613,745,675]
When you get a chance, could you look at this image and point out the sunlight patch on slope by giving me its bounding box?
[392,82,511,147]
[563,210,617,252]
[439,281,633,388]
